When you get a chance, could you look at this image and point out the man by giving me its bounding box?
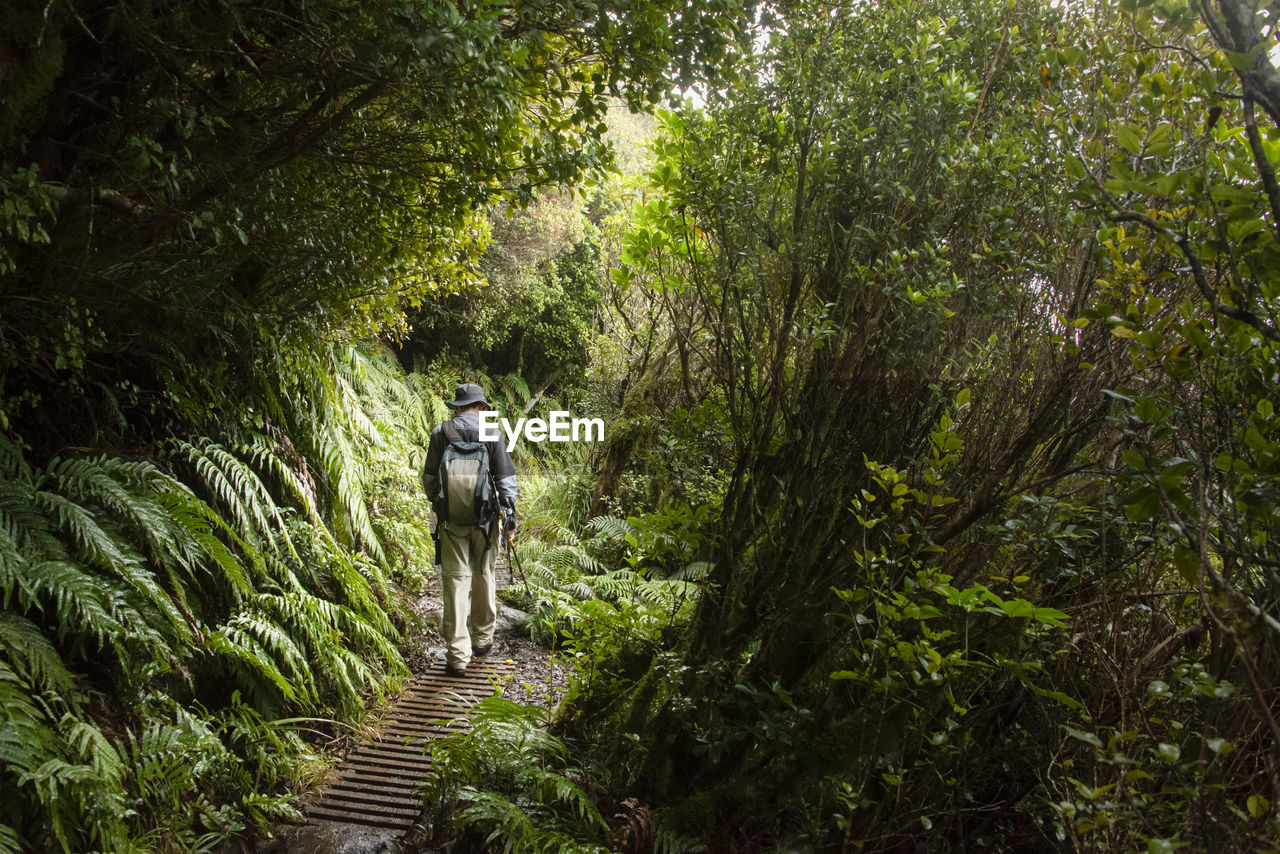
[422,382,518,676]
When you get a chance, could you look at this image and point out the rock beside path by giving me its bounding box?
[494,604,528,635]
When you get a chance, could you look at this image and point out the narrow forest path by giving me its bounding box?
[266,561,569,854]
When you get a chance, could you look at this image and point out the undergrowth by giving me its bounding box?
[420,696,612,854]
[0,342,435,851]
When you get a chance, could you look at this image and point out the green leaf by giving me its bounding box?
[1123,486,1161,521]
[1000,598,1034,618]
[1213,452,1253,475]
[1063,725,1102,748]
[1172,546,1199,585]
[1227,49,1260,73]
[1146,122,1173,156]
[1121,449,1148,470]
[1247,793,1269,818]
[1156,743,1180,763]
[1032,606,1070,628]
[1117,124,1143,155]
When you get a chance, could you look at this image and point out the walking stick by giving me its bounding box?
[496,500,530,596]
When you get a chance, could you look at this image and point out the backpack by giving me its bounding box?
[433,420,495,527]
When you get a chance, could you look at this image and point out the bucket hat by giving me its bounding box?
[446,382,487,408]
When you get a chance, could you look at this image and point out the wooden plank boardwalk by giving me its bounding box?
[298,657,516,834]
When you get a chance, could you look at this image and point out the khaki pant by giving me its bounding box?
[439,519,497,669]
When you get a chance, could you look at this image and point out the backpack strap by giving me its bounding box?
[441,420,462,444]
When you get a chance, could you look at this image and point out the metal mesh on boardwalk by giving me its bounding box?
[301,657,516,831]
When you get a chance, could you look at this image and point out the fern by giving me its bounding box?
[320,423,386,565]
[583,569,639,602]
[425,697,611,853]
[32,471,193,643]
[497,372,533,408]
[241,433,323,527]
[0,613,74,695]
[174,438,297,560]
[0,433,31,483]
[587,514,636,543]
[24,560,134,650]
[0,822,20,854]
[0,335,437,848]
[154,486,254,603]
[208,623,306,707]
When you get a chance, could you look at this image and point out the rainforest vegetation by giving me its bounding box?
[2,0,1280,850]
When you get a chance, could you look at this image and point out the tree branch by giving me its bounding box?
[1109,208,1280,342]
[1241,93,1280,237]
[1203,0,1280,126]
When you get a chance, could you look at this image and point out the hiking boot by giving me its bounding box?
[473,642,492,657]
[445,662,467,677]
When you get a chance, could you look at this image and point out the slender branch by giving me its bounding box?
[1241,93,1280,238]
[39,182,144,217]
[1109,208,1280,342]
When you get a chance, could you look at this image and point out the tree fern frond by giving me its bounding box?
[584,570,638,602]
[173,439,296,560]
[339,557,395,635]
[0,663,60,779]
[61,715,125,784]
[253,591,377,711]
[0,821,21,854]
[636,579,698,611]
[497,372,532,407]
[668,561,711,583]
[154,487,255,603]
[261,551,308,594]
[25,560,127,646]
[330,645,372,709]
[546,544,603,576]
[0,478,65,562]
[321,426,385,565]
[0,525,36,610]
[29,468,197,643]
[242,433,322,527]
[334,608,406,678]
[33,489,134,577]
[42,457,170,540]
[227,607,316,698]
[208,624,303,705]
[0,613,75,695]
[562,581,596,600]
[587,515,635,543]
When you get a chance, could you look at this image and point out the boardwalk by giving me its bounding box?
[287,656,516,849]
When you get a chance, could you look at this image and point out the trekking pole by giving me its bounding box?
[497,500,530,596]
[506,533,530,598]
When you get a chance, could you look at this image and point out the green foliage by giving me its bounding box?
[406,197,605,389]
[421,697,611,854]
[0,0,750,457]
[553,0,1280,850]
[0,336,450,849]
